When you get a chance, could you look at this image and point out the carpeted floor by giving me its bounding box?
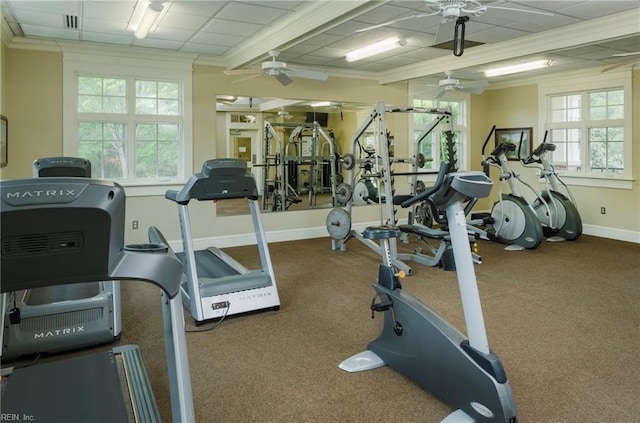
[4,234,640,422]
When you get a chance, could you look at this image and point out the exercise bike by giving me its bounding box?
[519,131,582,241]
[469,126,544,250]
[340,162,517,423]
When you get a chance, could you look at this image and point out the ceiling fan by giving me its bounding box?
[357,0,553,56]
[277,107,294,120]
[224,50,329,86]
[421,71,489,98]
[601,52,640,73]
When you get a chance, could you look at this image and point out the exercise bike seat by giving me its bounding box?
[363,225,401,240]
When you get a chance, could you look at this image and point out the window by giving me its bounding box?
[539,70,632,188]
[549,88,625,173]
[410,97,468,172]
[63,51,193,195]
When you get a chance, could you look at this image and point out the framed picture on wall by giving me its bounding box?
[0,115,7,168]
[494,127,532,161]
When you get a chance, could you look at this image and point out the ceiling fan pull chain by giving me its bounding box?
[453,16,469,57]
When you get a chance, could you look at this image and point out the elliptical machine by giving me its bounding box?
[520,131,582,241]
[469,126,544,250]
[340,163,517,423]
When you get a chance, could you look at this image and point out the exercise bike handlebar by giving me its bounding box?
[397,161,449,209]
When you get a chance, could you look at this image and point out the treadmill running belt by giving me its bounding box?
[1,350,129,422]
[179,250,240,278]
[26,282,101,305]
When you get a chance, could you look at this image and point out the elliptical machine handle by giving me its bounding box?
[481,125,497,176]
[399,161,449,209]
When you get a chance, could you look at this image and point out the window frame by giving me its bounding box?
[63,51,193,196]
[538,69,633,190]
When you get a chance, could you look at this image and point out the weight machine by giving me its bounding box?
[283,121,339,208]
[327,102,455,275]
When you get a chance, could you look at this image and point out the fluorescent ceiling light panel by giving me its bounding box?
[484,59,553,77]
[310,101,332,108]
[132,1,164,39]
[345,37,406,62]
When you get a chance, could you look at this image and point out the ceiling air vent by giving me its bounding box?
[64,15,78,30]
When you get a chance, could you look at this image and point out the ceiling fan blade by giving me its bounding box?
[224,68,262,76]
[601,57,640,73]
[356,12,434,33]
[288,68,329,81]
[230,73,263,84]
[483,6,553,25]
[273,72,294,86]
[460,85,486,95]
[435,89,448,99]
[434,20,455,44]
[459,79,489,89]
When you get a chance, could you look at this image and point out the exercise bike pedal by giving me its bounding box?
[370,300,392,314]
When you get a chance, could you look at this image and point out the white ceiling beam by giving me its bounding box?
[224,0,388,70]
[378,9,640,84]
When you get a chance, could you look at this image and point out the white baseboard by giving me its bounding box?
[582,224,640,244]
[167,221,639,252]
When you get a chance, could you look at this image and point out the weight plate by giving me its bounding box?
[326,207,352,240]
[335,183,353,204]
[341,153,355,171]
[415,180,426,194]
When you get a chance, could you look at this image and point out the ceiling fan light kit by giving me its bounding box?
[345,37,407,62]
[484,59,553,77]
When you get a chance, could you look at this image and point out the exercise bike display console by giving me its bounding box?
[166,158,280,324]
[340,164,517,423]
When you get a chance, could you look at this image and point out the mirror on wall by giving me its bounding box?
[215,95,376,216]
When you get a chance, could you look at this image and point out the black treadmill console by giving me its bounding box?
[167,158,259,204]
[33,157,92,178]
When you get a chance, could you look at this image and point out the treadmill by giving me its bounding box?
[0,176,194,423]
[166,158,280,324]
[2,157,121,360]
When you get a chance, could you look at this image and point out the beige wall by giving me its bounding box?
[3,46,638,244]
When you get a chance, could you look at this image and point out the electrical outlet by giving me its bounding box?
[600,207,606,215]
[132,220,139,229]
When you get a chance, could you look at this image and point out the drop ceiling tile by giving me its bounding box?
[10,1,78,15]
[191,32,245,47]
[160,12,212,30]
[21,24,79,40]
[181,42,230,56]
[11,9,69,27]
[148,27,196,43]
[217,2,291,25]
[202,18,264,37]
[81,32,134,45]
[81,17,128,34]
[82,1,136,20]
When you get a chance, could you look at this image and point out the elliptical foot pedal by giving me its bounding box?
[441,409,475,423]
[338,350,385,373]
